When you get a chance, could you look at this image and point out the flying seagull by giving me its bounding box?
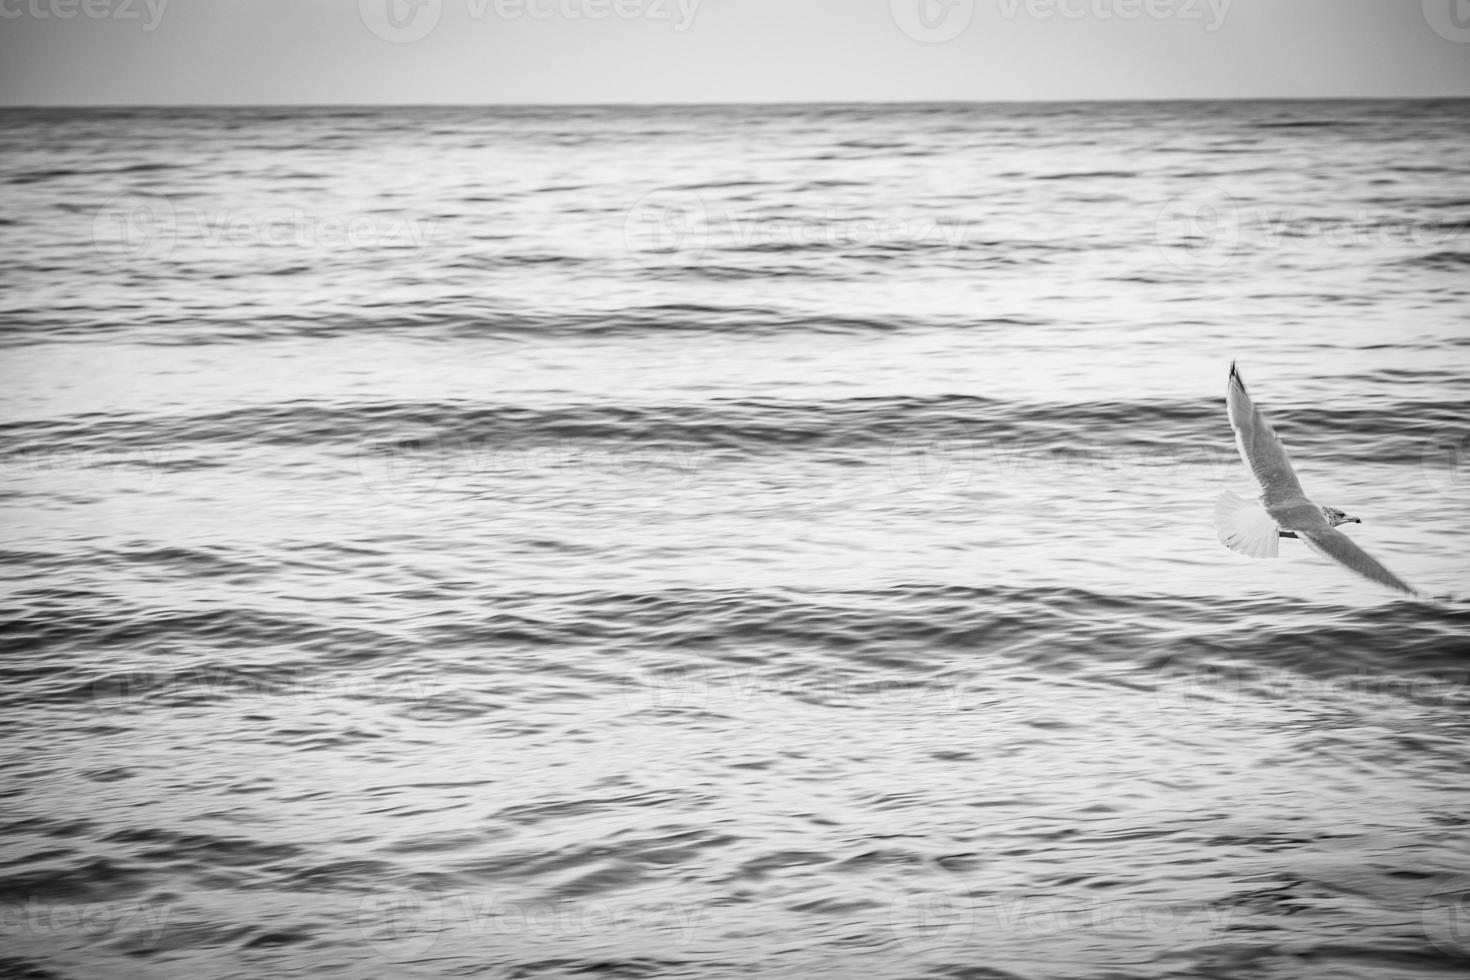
[1214,362,1418,596]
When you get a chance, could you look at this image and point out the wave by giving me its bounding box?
[3,394,1462,467]
[1404,250,1470,271]
[6,583,1465,716]
[0,305,1040,346]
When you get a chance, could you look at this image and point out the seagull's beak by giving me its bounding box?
[1350,517,1362,524]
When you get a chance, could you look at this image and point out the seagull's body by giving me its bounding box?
[1215,362,1418,596]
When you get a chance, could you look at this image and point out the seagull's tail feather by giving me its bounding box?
[1215,489,1281,559]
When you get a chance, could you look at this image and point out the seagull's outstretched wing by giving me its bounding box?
[1227,362,1309,513]
[1299,527,1417,596]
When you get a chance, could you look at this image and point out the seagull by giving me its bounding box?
[1214,362,1418,596]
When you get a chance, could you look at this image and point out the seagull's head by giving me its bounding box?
[1322,506,1362,527]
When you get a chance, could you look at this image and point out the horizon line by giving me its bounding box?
[3,94,1469,111]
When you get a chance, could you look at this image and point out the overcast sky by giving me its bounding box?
[0,0,1467,105]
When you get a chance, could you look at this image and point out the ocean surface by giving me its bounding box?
[1,100,1469,980]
